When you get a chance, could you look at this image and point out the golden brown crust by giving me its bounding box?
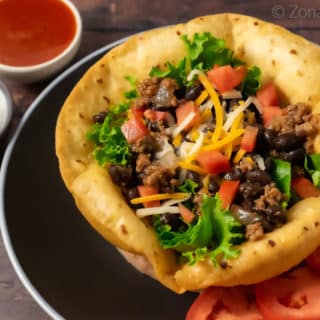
[56,13,320,293]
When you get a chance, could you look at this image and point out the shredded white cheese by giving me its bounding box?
[187,69,202,82]
[223,96,255,132]
[251,97,263,114]
[162,194,191,207]
[221,89,242,100]
[172,112,196,137]
[136,206,180,218]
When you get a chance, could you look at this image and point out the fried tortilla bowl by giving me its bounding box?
[56,13,320,293]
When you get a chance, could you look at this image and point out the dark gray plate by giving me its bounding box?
[0,40,195,320]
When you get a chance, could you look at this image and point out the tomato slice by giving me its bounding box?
[186,286,263,320]
[137,185,160,208]
[307,247,320,274]
[178,203,195,224]
[257,82,279,107]
[218,180,240,208]
[176,101,201,132]
[255,267,320,320]
[196,150,230,174]
[291,176,320,198]
[262,105,282,126]
[121,114,148,144]
[207,65,247,93]
[143,109,167,121]
[241,126,259,152]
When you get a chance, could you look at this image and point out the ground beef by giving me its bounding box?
[154,78,178,109]
[266,102,320,154]
[136,77,178,109]
[239,157,257,172]
[268,103,311,133]
[131,135,160,154]
[136,153,151,173]
[142,161,177,192]
[245,222,264,241]
[136,77,161,108]
[254,182,285,211]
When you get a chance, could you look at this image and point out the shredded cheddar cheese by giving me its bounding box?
[224,143,233,159]
[195,90,209,106]
[173,134,182,147]
[200,129,245,152]
[233,148,246,163]
[198,73,223,142]
[231,112,244,132]
[178,161,206,174]
[131,192,188,204]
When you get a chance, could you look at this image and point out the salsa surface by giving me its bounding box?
[0,0,76,67]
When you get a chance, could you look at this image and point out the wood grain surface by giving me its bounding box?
[0,0,319,319]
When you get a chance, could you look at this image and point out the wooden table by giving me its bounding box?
[0,0,319,318]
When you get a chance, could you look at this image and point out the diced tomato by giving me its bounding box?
[143,109,167,121]
[131,105,145,119]
[207,65,247,93]
[257,82,279,107]
[121,114,148,144]
[176,101,201,132]
[137,185,160,208]
[218,180,240,208]
[307,247,320,274]
[178,203,195,224]
[186,286,264,320]
[255,267,320,320]
[196,150,230,174]
[262,105,282,126]
[241,126,259,152]
[291,176,320,198]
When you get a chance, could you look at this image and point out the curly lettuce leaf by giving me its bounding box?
[86,103,131,166]
[154,195,244,266]
[237,66,262,96]
[304,154,320,188]
[124,75,138,99]
[149,58,187,86]
[177,179,198,194]
[181,32,239,70]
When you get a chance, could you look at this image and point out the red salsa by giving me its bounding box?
[0,0,77,67]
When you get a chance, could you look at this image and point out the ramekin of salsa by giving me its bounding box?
[0,0,82,83]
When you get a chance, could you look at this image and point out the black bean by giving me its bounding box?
[160,214,184,231]
[185,84,203,101]
[108,165,133,187]
[239,182,264,200]
[246,169,271,185]
[254,125,267,154]
[231,205,264,225]
[185,170,202,188]
[174,87,186,99]
[224,167,245,181]
[263,129,277,145]
[227,99,241,112]
[93,111,108,123]
[264,157,273,172]
[279,148,305,165]
[147,121,160,132]
[208,177,219,194]
[265,205,287,226]
[127,187,139,200]
[273,132,303,152]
